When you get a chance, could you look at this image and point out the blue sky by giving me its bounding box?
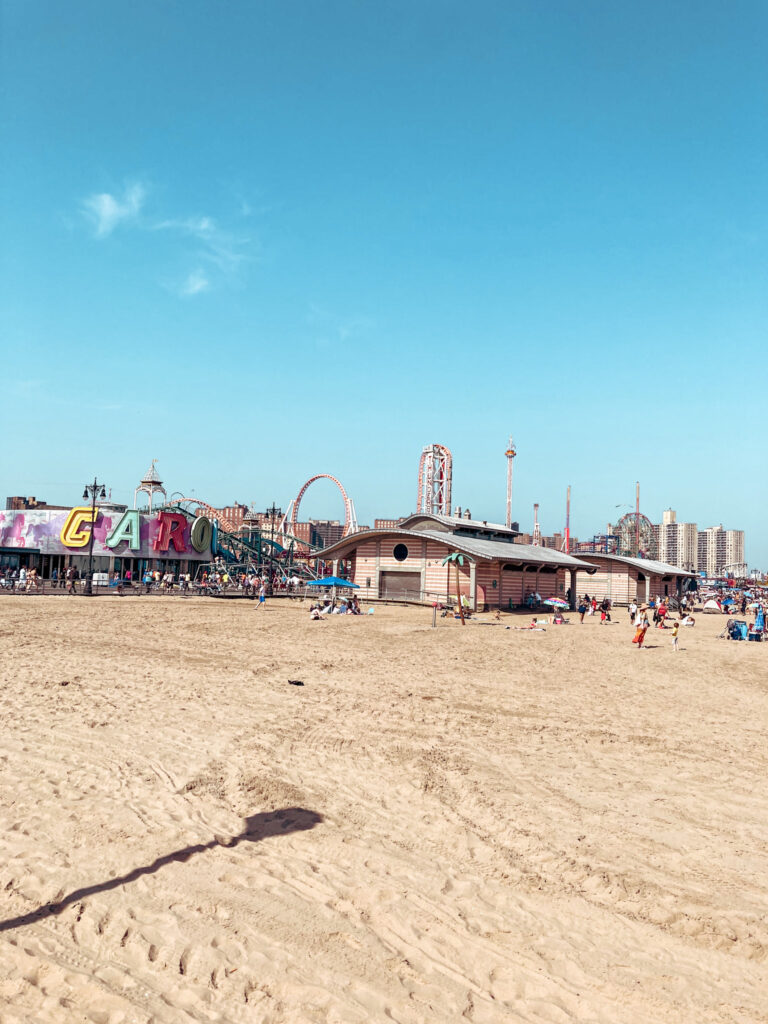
[2,1,766,565]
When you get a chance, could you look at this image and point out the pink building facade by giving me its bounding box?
[316,513,595,610]
[567,553,696,605]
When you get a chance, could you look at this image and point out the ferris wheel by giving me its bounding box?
[614,512,658,560]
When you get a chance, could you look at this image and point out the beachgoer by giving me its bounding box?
[632,614,650,648]
[578,600,587,623]
[255,583,266,610]
[671,620,680,652]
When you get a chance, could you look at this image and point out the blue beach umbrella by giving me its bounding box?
[306,576,359,601]
[306,577,359,588]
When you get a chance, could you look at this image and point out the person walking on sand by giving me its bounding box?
[578,598,588,623]
[255,582,266,610]
[671,620,680,652]
[632,612,650,648]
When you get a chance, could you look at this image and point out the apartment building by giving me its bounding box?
[656,510,698,571]
[655,511,746,575]
[696,525,746,576]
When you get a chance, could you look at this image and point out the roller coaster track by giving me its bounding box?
[280,474,358,539]
[149,500,324,566]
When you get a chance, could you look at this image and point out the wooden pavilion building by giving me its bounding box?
[315,512,596,611]
[567,553,696,605]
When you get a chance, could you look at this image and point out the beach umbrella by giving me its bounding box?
[305,575,359,601]
[722,597,735,606]
[306,577,359,588]
[747,601,760,609]
[543,597,568,608]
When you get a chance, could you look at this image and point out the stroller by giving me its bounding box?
[721,619,748,641]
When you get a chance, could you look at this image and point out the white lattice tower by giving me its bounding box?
[416,444,453,515]
[532,503,541,547]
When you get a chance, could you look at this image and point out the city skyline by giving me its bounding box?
[2,2,766,565]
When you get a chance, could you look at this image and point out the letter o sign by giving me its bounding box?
[190,516,212,553]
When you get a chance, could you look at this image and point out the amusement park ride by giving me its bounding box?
[612,482,658,559]
[278,474,358,539]
[143,472,361,582]
[417,444,453,516]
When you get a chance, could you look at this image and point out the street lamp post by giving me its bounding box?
[264,503,282,593]
[265,502,282,548]
[82,477,107,596]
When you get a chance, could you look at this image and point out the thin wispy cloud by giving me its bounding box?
[82,183,145,237]
[181,269,210,296]
[80,181,253,295]
[154,215,248,273]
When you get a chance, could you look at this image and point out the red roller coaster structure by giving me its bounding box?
[153,496,242,533]
[417,443,452,516]
[279,474,359,539]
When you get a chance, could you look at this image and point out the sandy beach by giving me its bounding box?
[0,597,766,1023]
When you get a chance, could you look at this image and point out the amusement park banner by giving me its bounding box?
[0,507,213,560]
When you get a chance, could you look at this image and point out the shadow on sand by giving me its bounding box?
[0,807,323,934]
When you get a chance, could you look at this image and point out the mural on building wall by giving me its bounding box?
[0,508,213,559]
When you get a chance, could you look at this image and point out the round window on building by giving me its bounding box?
[393,543,409,562]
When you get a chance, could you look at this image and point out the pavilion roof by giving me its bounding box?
[578,552,696,577]
[317,527,596,571]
